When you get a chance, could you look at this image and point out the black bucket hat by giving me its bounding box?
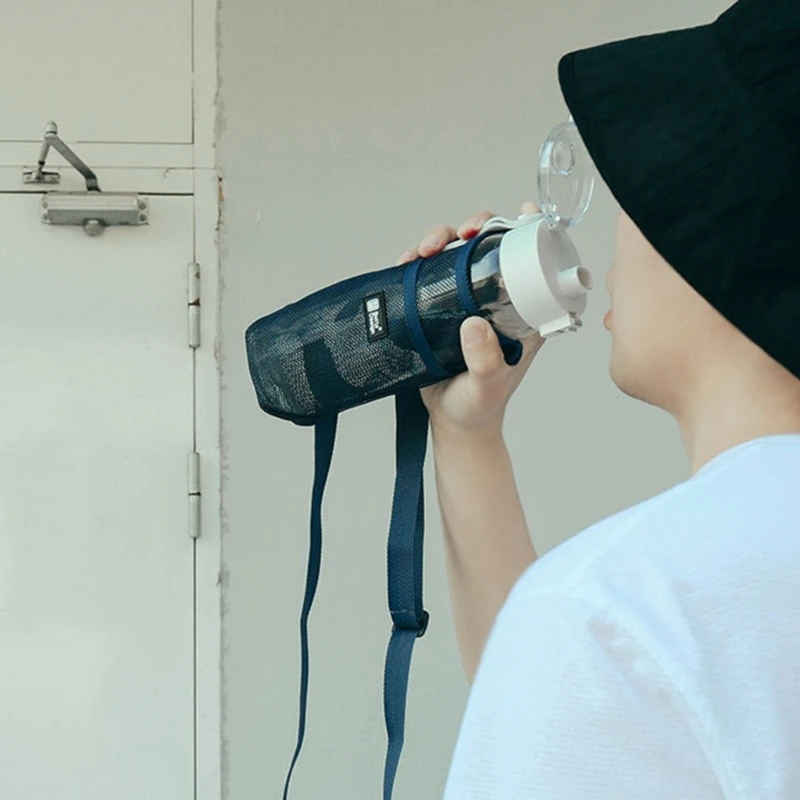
[557,0,800,379]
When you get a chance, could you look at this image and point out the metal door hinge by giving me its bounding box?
[188,262,201,348]
[188,452,201,539]
[25,121,149,237]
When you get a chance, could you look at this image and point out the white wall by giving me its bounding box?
[216,1,729,798]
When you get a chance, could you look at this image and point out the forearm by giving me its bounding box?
[430,424,537,683]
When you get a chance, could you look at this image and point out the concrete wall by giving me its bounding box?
[216,1,728,797]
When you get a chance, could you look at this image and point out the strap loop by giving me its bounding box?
[402,257,451,379]
[393,608,429,638]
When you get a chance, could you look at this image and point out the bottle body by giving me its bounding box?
[468,233,535,339]
[414,231,533,343]
[415,216,592,361]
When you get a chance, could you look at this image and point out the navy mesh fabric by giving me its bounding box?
[245,231,521,425]
[246,264,438,425]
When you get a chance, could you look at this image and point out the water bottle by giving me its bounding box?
[245,119,596,424]
[417,118,595,363]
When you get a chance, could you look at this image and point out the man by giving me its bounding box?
[398,0,800,796]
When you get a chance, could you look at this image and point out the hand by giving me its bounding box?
[397,201,546,440]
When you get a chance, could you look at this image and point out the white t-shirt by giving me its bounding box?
[443,434,800,800]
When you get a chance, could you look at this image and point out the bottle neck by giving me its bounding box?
[469,234,534,340]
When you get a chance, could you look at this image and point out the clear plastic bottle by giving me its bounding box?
[416,218,593,348]
[468,232,536,339]
[417,118,596,344]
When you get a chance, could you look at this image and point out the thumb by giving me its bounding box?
[460,316,506,381]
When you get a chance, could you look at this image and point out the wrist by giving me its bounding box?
[429,415,506,450]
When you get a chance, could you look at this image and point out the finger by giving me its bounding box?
[515,331,546,369]
[456,210,496,240]
[521,331,546,358]
[397,247,419,265]
[419,224,458,257]
[520,200,541,215]
[460,317,507,383]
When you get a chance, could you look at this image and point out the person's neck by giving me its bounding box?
[674,357,800,476]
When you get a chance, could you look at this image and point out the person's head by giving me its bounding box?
[558,0,800,444]
[605,208,800,423]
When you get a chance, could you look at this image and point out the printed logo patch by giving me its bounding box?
[363,291,389,342]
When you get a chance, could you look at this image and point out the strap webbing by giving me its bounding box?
[282,391,429,800]
[383,389,430,799]
[282,414,338,800]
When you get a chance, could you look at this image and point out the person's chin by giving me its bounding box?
[609,359,666,411]
[610,368,641,403]
[609,351,637,400]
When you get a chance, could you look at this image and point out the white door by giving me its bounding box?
[0,193,195,799]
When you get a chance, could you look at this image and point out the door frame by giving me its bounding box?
[193,170,222,800]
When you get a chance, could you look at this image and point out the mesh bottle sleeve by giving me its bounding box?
[245,230,522,425]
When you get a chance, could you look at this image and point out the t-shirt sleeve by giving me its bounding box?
[441,584,725,800]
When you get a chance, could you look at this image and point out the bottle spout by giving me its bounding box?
[557,266,593,298]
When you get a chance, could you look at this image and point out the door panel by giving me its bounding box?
[0,194,194,799]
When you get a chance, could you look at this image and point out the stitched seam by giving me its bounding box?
[583,589,749,800]
[522,587,746,800]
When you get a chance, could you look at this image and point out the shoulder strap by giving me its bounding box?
[282,391,429,800]
[383,389,430,799]
[282,413,338,800]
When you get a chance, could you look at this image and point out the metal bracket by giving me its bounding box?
[25,121,149,236]
[24,121,99,189]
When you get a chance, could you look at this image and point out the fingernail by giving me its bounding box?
[458,218,478,235]
[463,319,488,346]
[420,234,440,251]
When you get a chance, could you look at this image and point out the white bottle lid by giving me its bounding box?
[498,216,593,338]
[442,212,593,337]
